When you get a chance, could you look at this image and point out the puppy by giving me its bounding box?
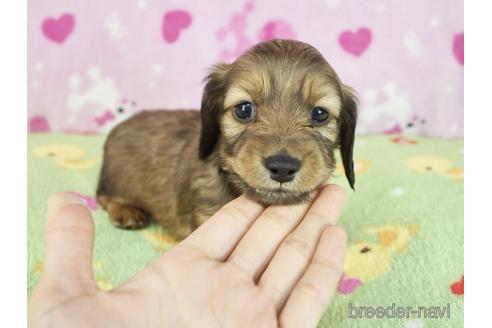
[96,39,357,239]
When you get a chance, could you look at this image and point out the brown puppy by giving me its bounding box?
[96,39,357,239]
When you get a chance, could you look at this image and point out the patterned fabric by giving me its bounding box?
[28,0,463,137]
[27,133,464,327]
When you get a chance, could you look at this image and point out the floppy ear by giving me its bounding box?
[199,64,230,159]
[338,85,358,189]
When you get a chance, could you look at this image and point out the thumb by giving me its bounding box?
[43,192,97,291]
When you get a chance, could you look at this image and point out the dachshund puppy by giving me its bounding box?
[96,39,357,239]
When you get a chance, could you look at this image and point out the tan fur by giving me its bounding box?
[97,39,357,239]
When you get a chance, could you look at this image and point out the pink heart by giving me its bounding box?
[95,110,116,127]
[162,10,192,43]
[338,273,362,294]
[338,27,372,56]
[384,124,402,135]
[29,116,50,132]
[41,13,75,44]
[452,33,464,66]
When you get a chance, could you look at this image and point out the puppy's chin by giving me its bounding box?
[245,187,313,206]
[227,172,314,205]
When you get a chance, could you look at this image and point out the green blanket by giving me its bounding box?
[28,134,464,327]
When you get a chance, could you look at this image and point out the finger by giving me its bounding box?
[259,184,346,309]
[279,226,347,328]
[227,192,318,280]
[181,195,264,260]
[43,192,96,291]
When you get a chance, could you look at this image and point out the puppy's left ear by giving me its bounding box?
[338,85,358,189]
[199,64,230,159]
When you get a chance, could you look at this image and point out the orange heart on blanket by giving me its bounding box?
[450,275,464,296]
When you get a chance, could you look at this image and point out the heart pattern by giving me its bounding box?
[95,110,116,127]
[338,27,372,56]
[162,10,192,43]
[29,2,463,139]
[29,116,51,132]
[450,275,464,295]
[338,273,363,294]
[453,33,464,65]
[42,13,75,44]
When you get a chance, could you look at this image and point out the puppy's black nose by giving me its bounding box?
[265,155,301,183]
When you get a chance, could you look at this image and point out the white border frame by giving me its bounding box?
[465,0,492,326]
[0,0,27,324]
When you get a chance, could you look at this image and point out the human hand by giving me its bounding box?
[28,185,347,328]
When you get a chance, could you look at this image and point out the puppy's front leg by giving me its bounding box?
[163,222,194,241]
[188,182,237,232]
[191,200,231,230]
[97,195,150,230]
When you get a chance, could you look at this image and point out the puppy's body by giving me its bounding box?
[97,39,357,239]
[97,110,236,237]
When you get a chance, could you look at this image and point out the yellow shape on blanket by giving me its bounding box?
[344,224,419,282]
[142,230,178,253]
[33,261,44,275]
[57,158,98,170]
[336,159,372,176]
[93,261,103,271]
[406,155,463,180]
[406,155,452,172]
[442,167,464,180]
[345,242,392,282]
[33,143,84,159]
[365,224,420,253]
[96,278,114,292]
[378,230,397,247]
[33,143,98,170]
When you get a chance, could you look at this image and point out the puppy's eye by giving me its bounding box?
[233,102,256,123]
[311,107,330,124]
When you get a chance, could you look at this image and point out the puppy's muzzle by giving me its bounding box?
[265,155,301,183]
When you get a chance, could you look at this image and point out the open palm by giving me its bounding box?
[29,185,347,328]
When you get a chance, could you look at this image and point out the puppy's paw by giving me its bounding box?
[106,201,150,230]
[112,212,150,230]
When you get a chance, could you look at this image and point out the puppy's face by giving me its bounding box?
[199,40,356,205]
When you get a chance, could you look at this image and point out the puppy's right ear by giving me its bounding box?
[338,85,358,189]
[199,63,230,159]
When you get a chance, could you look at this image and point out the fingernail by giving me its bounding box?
[48,192,88,218]
[59,192,88,207]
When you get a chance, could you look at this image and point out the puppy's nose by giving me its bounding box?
[265,155,301,183]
